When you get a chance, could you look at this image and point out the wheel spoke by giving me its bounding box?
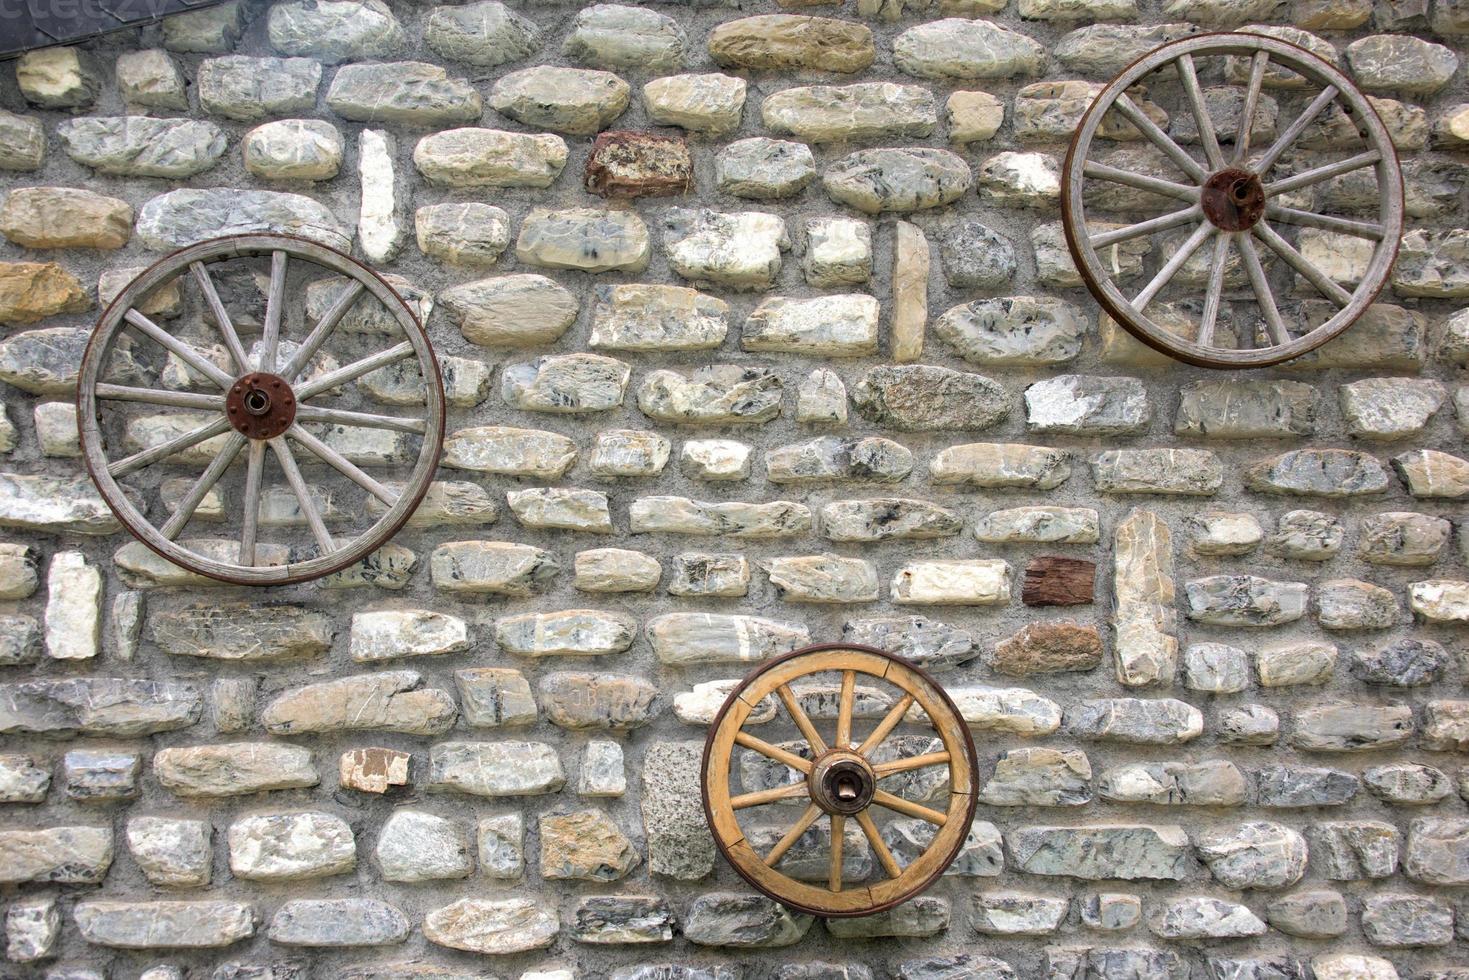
[96,384,223,411]
[1263,149,1379,197]
[731,783,809,810]
[1251,84,1339,176]
[294,341,414,401]
[1113,92,1205,182]
[1083,161,1200,203]
[872,751,951,778]
[280,279,365,384]
[775,684,828,756]
[1091,204,1202,249]
[239,439,265,566]
[1133,221,1216,313]
[855,810,901,879]
[872,789,947,827]
[1265,204,1383,240]
[1234,50,1269,164]
[828,814,845,893]
[835,670,856,749]
[1253,220,1353,306]
[159,432,246,540]
[269,436,334,555]
[284,423,397,507]
[856,693,916,756]
[124,310,234,390]
[734,730,813,775]
[295,405,427,436]
[259,250,287,373]
[190,261,251,374]
[764,803,821,868]
[1177,52,1224,170]
[1238,233,1290,346]
[1197,231,1232,347]
[109,416,233,478]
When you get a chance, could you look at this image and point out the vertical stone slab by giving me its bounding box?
[1113,508,1177,687]
[44,551,100,660]
[358,129,402,263]
[640,739,714,880]
[891,219,928,362]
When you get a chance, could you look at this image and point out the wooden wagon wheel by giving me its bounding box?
[78,234,445,585]
[702,643,977,918]
[1062,32,1404,368]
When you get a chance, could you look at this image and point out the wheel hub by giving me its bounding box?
[808,750,876,816]
[1202,167,1266,231]
[226,371,296,440]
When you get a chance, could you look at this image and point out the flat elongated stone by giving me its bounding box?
[454,668,536,729]
[575,548,661,594]
[631,497,810,537]
[930,442,1069,488]
[74,901,254,948]
[762,82,935,142]
[426,1,540,67]
[821,499,962,542]
[766,436,911,483]
[648,613,809,665]
[1186,575,1308,626]
[981,747,1090,807]
[717,138,815,200]
[261,672,456,735]
[565,4,683,71]
[975,506,1098,544]
[57,117,224,178]
[429,741,565,796]
[541,673,657,731]
[491,66,630,135]
[1026,375,1149,435]
[0,826,112,884]
[509,486,611,533]
[644,73,746,134]
[243,119,342,180]
[992,622,1101,675]
[1100,760,1247,806]
[268,899,409,947]
[708,15,875,73]
[502,353,630,413]
[743,295,878,356]
[1176,380,1317,438]
[1257,641,1337,687]
[1346,34,1458,94]
[414,128,567,189]
[326,62,481,126]
[935,296,1086,366]
[0,264,89,325]
[496,610,635,657]
[571,895,673,944]
[842,617,975,671]
[1357,511,1450,566]
[1093,449,1223,495]
[1393,448,1469,498]
[136,188,351,251]
[978,151,1061,207]
[1291,704,1414,752]
[153,743,317,797]
[662,208,788,290]
[762,554,878,603]
[684,893,812,948]
[0,186,131,249]
[1008,825,1194,880]
[853,365,1008,431]
[945,689,1063,737]
[894,19,1045,80]
[1195,822,1308,888]
[196,55,320,120]
[442,275,578,347]
[424,898,558,955]
[350,610,470,662]
[149,604,332,661]
[823,148,972,213]
[229,811,354,881]
[892,559,1010,605]
[416,204,511,268]
[1066,698,1203,744]
[1341,378,1446,439]
[517,208,650,273]
[1247,448,1391,496]
[637,365,782,424]
[590,284,728,352]
[0,678,200,738]
[825,897,949,939]
[268,0,402,62]
[442,427,576,479]
[0,326,138,395]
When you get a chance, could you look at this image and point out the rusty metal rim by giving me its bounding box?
[700,641,979,919]
[77,232,446,586]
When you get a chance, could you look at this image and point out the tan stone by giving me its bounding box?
[0,262,89,324]
[1113,509,1178,688]
[339,747,411,794]
[992,621,1103,675]
[891,221,928,362]
[947,90,1004,142]
[0,187,132,249]
[708,15,875,73]
[540,809,639,881]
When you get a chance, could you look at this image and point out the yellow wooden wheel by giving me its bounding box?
[701,643,977,917]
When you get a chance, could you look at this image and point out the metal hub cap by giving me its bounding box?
[809,751,877,816]
[1202,168,1266,231]
[226,372,296,440]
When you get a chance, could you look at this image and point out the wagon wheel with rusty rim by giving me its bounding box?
[78,234,445,586]
[702,644,977,917]
[1062,32,1404,369]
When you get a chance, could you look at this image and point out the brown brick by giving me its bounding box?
[585,131,692,199]
[1022,556,1096,607]
[991,621,1102,676]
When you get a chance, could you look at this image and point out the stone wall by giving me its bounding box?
[0,0,1467,976]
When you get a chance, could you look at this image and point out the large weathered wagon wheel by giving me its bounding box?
[78,234,444,585]
[1062,32,1403,368]
[702,644,977,917]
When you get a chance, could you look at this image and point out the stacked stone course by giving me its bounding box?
[0,0,1467,976]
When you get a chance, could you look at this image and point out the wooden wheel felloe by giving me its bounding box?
[1062,32,1404,369]
[78,234,445,586]
[702,644,977,918]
